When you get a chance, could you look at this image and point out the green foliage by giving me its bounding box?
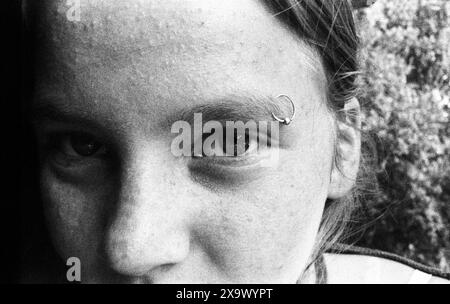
[354,0,450,272]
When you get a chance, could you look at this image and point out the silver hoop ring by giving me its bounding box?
[271,94,296,125]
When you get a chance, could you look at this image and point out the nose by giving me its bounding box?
[105,148,191,277]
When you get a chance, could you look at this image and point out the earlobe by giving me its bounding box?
[328,98,361,199]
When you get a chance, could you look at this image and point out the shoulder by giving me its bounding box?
[323,250,450,284]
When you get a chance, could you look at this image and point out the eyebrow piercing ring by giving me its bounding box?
[272,94,296,125]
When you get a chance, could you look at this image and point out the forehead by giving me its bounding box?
[40,1,318,51]
[34,0,326,128]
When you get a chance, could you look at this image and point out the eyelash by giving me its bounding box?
[41,128,276,179]
[43,132,109,166]
[190,129,276,166]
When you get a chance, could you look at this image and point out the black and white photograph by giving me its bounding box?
[3,0,450,286]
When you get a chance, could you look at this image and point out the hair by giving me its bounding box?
[262,0,377,282]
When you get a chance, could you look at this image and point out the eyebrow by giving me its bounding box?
[31,102,102,127]
[176,94,288,125]
[31,94,293,129]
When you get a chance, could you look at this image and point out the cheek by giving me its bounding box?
[193,152,332,282]
[193,115,334,281]
[40,165,110,270]
[192,173,327,282]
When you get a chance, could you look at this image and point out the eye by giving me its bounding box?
[59,133,106,158]
[39,131,112,181]
[194,128,257,158]
[44,132,108,166]
[225,129,255,157]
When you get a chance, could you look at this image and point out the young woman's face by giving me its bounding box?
[33,0,336,283]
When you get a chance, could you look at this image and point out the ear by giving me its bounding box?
[328,98,361,199]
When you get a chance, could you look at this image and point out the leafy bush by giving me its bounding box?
[354,0,450,272]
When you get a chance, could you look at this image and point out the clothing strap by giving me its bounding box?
[326,243,450,281]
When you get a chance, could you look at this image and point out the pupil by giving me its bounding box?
[71,135,100,156]
[230,130,250,156]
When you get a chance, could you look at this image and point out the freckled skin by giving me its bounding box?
[36,0,336,283]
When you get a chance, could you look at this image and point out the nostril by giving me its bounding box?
[104,230,191,277]
[106,244,184,278]
[157,263,177,274]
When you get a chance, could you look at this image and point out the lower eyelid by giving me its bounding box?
[188,157,271,190]
[46,153,113,185]
[190,146,277,168]
[49,152,98,169]
[45,143,109,168]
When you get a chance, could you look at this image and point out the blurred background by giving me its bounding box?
[352,0,450,272]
